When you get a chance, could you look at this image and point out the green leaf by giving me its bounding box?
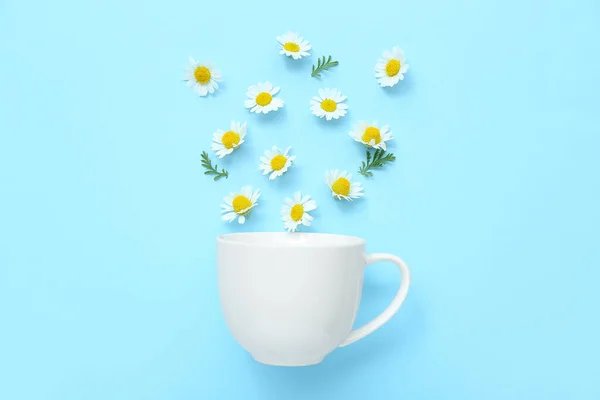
[311,55,339,78]
[200,151,228,181]
[358,149,396,177]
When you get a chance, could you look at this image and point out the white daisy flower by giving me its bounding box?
[210,121,247,158]
[276,31,311,59]
[221,186,260,224]
[244,82,284,114]
[310,88,348,120]
[281,192,317,232]
[259,146,296,180]
[374,47,409,88]
[349,121,393,150]
[325,170,364,201]
[183,57,222,96]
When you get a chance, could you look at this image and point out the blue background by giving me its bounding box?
[1,0,599,398]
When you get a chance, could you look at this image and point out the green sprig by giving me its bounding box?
[201,151,228,181]
[358,148,396,177]
[311,55,339,78]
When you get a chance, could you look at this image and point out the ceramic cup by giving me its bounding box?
[217,232,411,366]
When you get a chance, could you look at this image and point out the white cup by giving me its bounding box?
[217,232,411,366]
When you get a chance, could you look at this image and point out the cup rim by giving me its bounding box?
[217,232,365,248]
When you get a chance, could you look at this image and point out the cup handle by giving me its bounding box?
[339,253,411,347]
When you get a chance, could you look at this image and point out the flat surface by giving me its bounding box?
[1,0,599,399]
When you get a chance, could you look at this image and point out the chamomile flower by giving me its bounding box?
[375,47,409,88]
[276,32,311,59]
[183,57,222,96]
[325,170,364,201]
[211,121,247,158]
[281,192,317,232]
[244,82,284,114]
[310,88,348,120]
[221,186,260,224]
[349,121,393,150]
[259,146,295,180]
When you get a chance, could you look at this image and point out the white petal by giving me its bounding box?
[396,48,407,63]
[241,186,252,198]
[285,221,298,232]
[272,98,284,108]
[196,85,208,96]
[222,212,237,222]
[247,85,259,96]
[303,200,317,211]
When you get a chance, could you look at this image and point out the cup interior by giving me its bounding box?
[218,232,364,248]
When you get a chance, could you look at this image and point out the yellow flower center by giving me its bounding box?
[256,92,273,106]
[232,195,252,214]
[332,177,351,196]
[362,127,381,144]
[270,155,287,171]
[290,204,304,221]
[283,42,300,52]
[221,131,240,149]
[194,66,211,84]
[385,59,401,77]
[320,99,337,112]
